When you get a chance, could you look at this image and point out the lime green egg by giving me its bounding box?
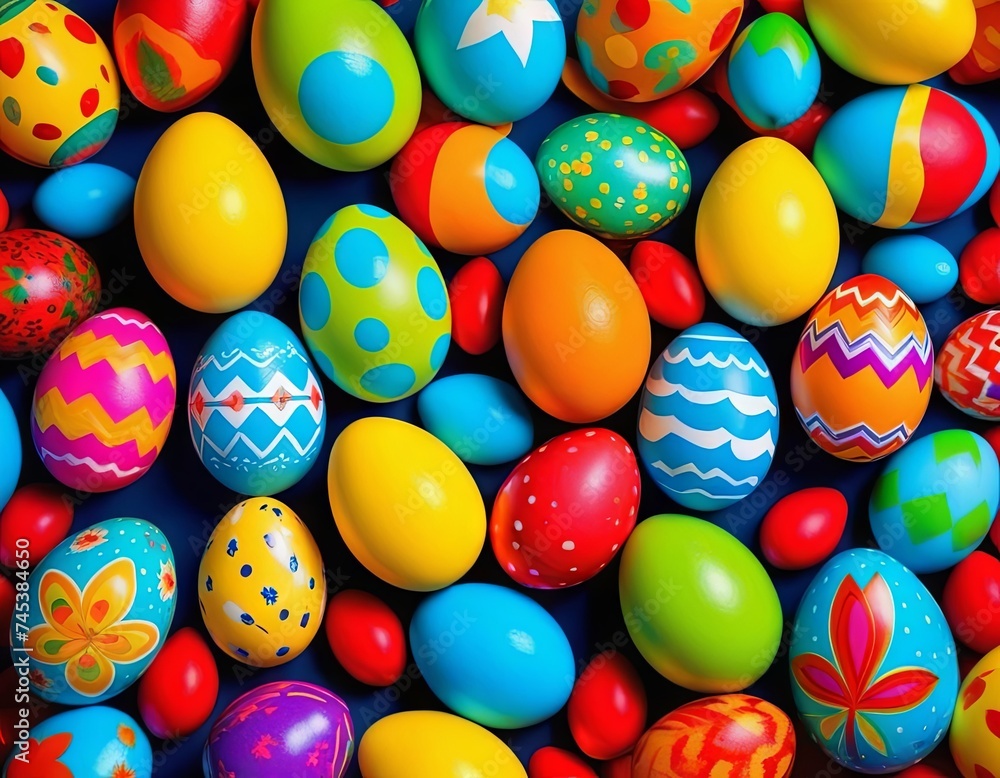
[299,205,451,403]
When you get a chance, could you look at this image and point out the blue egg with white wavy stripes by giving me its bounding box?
[862,236,957,304]
[418,374,533,465]
[0,387,20,513]
[637,322,779,512]
[33,163,136,239]
[410,582,574,728]
[188,312,326,496]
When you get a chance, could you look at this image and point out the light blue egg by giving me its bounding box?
[869,429,999,573]
[637,322,779,512]
[862,236,957,304]
[0,387,20,512]
[790,548,958,773]
[410,583,574,728]
[188,312,326,496]
[32,164,136,239]
[3,706,152,777]
[417,374,533,465]
[13,518,175,706]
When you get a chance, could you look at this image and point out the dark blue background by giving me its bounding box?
[2,1,998,775]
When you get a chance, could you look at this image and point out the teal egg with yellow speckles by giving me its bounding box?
[536,113,691,240]
[299,204,451,403]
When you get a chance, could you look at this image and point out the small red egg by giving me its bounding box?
[757,0,806,23]
[325,590,406,686]
[959,228,1000,304]
[0,576,12,649]
[942,551,1000,654]
[759,487,847,570]
[628,242,705,329]
[138,627,219,739]
[600,754,632,778]
[568,652,647,760]
[896,765,952,777]
[991,174,1000,227]
[528,747,598,778]
[0,188,8,232]
[449,256,505,355]
[0,484,74,569]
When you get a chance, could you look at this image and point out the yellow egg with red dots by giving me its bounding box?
[950,645,1000,778]
[0,0,119,168]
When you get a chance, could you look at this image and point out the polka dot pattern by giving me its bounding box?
[299,272,331,331]
[335,228,389,288]
[299,51,394,145]
[417,266,447,320]
[430,333,450,372]
[360,363,417,399]
[64,14,96,44]
[36,65,58,85]
[0,38,24,79]
[354,318,390,352]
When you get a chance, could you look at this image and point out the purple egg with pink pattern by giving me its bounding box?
[203,680,355,778]
[30,307,176,492]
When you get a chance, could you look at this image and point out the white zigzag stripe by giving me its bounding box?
[802,320,932,364]
[190,374,323,430]
[644,376,777,416]
[198,426,323,463]
[98,311,157,330]
[639,409,776,460]
[39,448,143,476]
[831,284,912,310]
[662,346,770,378]
[650,460,759,488]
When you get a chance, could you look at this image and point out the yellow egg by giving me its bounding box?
[328,416,485,592]
[359,710,527,778]
[696,137,839,327]
[133,112,287,313]
[950,645,1000,778]
[198,497,325,667]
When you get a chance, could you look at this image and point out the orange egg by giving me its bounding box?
[502,230,650,422]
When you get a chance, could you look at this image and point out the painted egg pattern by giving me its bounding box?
[0,229,100,359]
[791,275,933,462]
[949,646,1000,778]
[188,312,326,496]
[935,308,1000,419]
[638,322,778,512]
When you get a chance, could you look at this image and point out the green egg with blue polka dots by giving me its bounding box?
[299,204,451,403]
[536,112,692,240]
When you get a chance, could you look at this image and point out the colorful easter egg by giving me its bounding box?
[31,308,175,492]
[251,0,420,171]
[198,497,325,667]
[536,113,690,240]
[638,323,778,512]
[935,309,1000,419]
[790,548,959,772]
[411,582,574,728]
[803,0,976,84]
[959,228,1000,304]
[415,0,565,125]
[324,590,406,687]
[328,416,485,591]
[204,681,354,778]
[943,551,1000,654]
[491,428,639,589]
[575,0,743,102]
[0,0,119,167]
[32,163,135,239]
[869,429,999,573]
[188,312,326,496]
[950,0,1000,84]
[813,85,999,229]
[568,652,647,760]
[390,122,539,255]
[950,646,1000,777]
[0,484,72,567]
[503,230,650,422]
[137,627,218,739]
[449,256,505,355]
[759,487,847,570]
[0,388,19,512]
[113,0,247,112]
[628,241,704,330]
[0,229,100,359]
[15,518,176,705]
[619,514,783,692]
[631,695,796,778]
[728,12,819,130]
[791,275,933,462]
[299,204,451,403]
[529,747,598,778]
[863,236,958,304]
[696,138,839,326]
[134,112,287,313]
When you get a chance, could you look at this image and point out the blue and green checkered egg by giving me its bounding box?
[869,429,1000,574]
[299,204,451,403]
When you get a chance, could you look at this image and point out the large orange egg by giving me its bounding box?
[502,230,650,422]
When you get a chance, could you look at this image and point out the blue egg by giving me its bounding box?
[417,374,533,465]
[0,387,20,512]
[410,583,574,728]
[13,518,175,705]
[32,163,136,239]
[790,548,958,772]
[188,312,326,496]
[637,322,779,512]
[862,236,957,304]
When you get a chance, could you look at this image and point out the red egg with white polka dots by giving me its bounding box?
[490,428,640,589]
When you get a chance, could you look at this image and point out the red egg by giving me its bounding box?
[959,228,1000,304]
[628,242,705,329]
[449,256,505,355]
[759,487,847,570]
[0,576,12,649]
[942,551,1000,654]
[491,428,640,589]
[991,175,1000,227]
[0,188,8,232]
[324,590,406,686]
[896,765,953,777]
[0,484,73,569]
[568,652,647,760]
[529,747,598,778]
[600,754,632,778]
[757,0,806,23]
[138,627,219,739]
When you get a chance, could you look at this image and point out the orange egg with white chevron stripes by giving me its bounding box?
[30,308,176,492]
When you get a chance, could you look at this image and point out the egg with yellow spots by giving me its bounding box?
[536,113,691,239]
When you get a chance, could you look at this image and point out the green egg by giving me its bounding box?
[536,112,692,240]
[299,205,451,403]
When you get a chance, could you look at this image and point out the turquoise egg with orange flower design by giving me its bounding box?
[13,518,176,706]
[790,548,958,773]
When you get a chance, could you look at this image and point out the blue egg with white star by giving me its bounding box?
[637,322,779,512]
[299,204,451,403]
[415,0,566,125]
